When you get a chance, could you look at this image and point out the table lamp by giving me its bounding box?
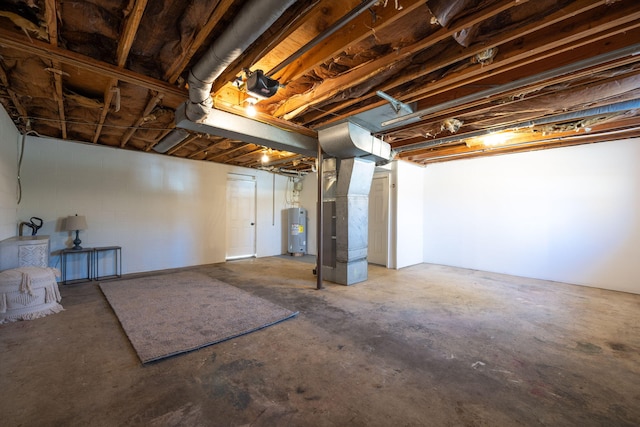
[65,214,87,250]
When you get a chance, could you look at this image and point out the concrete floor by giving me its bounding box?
[1,257,640,426]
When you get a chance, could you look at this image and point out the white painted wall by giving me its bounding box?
[393,160,424,269]
[423,139,640,294]
[301,160,424,271]
[300,172,318,255]
[18,135,289,275]
[0,106,19,240]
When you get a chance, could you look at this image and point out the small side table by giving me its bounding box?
[61,247,93,285]
[94,246,122,281]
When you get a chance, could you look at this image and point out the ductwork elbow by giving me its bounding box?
[318,121,394,164]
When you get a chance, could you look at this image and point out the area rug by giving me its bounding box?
[99,272,298,364]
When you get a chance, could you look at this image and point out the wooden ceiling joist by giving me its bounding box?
[1,0,639,170]
[0,28,186,99]
[120,91,164,148]
[299,0,617,127]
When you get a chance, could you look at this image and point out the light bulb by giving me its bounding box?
[483,132,508,146]
[245,97,258,117]
[261,152,269,163]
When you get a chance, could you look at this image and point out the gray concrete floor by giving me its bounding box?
[1,257,640,426]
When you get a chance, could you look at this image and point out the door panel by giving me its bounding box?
[368,175,389,266]
[226,176,256,259]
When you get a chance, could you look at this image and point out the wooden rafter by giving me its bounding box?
[299,0,631,127]
[163,0,236,83]
[0,28,185,98]
[93,0,149,144]
[187,137,227,159]
[0,64,28,127]
[44,0,66,139]
[212,0,328,95]
[383,57,640,144]
[274,0,531,120]
[167,133,199,155]
[206,143,253,162]
[120,91,164,148]
[273,0,427,84]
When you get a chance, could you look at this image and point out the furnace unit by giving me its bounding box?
[287,207,307,255]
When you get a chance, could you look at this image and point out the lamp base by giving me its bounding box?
[72,230,83,250]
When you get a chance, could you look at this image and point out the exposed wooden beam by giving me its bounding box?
[93,79,118,143]
[187,137,227,159]
[229,148,265,163]
[299,0,627,126]
[163,0,236,83]
[404,124,640,164]
[274,0,427,84]
[0,27,186,98]
[167,133,199,155]
[274,0,533,119]
[92,0,149,144]
[382,52,640,144]
[212,0,327,94]
[0,64,28,125]
[117,0,148,67]
[119,92,164,148]
[44,0,66,139]
[206,143,254,162]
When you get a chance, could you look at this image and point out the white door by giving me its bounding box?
[226,175,256,260]
[368,174,389,266]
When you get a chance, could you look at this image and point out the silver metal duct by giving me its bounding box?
[186,0,297,122]
[318,121,394,164]
[154,0,299,153]
[152,129,190,154]
[321,157,375,286]
[317,121,393,285]
[174,103,317,156]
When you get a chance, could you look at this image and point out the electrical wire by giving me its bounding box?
[19,115,175,131]
[17,133,25,204]
[16,128,42,204]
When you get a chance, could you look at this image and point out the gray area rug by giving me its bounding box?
[99,272,298,364]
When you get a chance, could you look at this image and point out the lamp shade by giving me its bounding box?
[65,215,87,231]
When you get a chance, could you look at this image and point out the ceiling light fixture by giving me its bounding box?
[261,149,269,163]
[245,97,258,117]
[482,132,509,146]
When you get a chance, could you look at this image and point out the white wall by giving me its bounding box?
[423,139,640,294]
[0,106,19,239]
[18,135,290,275]
[301,160,425,270]
[300,172,318,255]
[393,160,424,269]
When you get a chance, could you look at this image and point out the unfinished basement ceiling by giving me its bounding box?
[1,0,639,173]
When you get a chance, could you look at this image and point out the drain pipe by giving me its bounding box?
[186,0,297,122]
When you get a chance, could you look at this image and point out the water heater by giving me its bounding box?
[287,207,307,255]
